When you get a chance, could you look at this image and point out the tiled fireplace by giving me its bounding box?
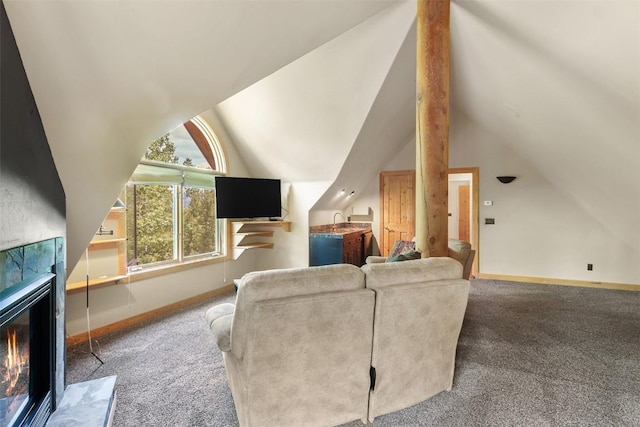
[0,239,65,427]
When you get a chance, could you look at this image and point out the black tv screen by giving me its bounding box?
[215,177,281,219]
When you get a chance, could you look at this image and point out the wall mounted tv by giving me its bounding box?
[215,176,281,219]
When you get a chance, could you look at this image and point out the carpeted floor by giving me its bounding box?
[66,279,640,426]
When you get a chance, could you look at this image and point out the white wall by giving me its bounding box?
[348,110,639,286]
[258,181,332,270]
[66,255,254,336]
[450,110,638,285]
[65,111,262,337]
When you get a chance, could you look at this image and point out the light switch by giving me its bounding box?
[484,201,493,206]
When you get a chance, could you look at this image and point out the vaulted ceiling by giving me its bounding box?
[4,0,639,266]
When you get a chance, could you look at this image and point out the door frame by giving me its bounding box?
[448,167,479,277]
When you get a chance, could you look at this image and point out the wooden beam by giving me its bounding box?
[415,0,450,257]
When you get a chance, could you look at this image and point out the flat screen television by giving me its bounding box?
[215,176,282,219]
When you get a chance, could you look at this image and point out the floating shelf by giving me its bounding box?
[231,220,291,233]
[230,221,291,259]
[233,231,274,247]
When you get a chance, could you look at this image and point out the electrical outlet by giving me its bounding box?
[485,218,495,225]
[587,263,593,271]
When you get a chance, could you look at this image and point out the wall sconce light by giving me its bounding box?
[339,188,346,196]
[348,190,355,197]
[496,176,516,184]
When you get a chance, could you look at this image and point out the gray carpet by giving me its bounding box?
[66,279,640,426]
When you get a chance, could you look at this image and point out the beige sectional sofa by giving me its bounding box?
[206,257,470,427]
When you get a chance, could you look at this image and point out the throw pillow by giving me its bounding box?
[388,240,415,258]
[386,250,421,263]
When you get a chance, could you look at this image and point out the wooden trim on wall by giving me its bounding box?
[66,284,235,347]
[477,273,639,292]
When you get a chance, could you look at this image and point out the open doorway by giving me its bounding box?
[448,167,479,276]
[379,167,479,277]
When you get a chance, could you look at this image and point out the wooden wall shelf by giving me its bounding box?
[231,221,291,259]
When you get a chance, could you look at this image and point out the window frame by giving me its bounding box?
[126,117,228,278]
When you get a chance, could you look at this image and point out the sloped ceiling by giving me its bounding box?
[3,0,639,267]
[3,0,396,266]
[214,1,415,185]
[450,0,640,248]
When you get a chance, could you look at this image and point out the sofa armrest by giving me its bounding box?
[206,302,235,324]
[206,303,235,352]
[210,314,233,352]
[365,256,388,264]
[462,249,476,280]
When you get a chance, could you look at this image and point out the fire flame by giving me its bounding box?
[3,329,28,395]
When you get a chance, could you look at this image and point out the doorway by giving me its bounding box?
[379,167,479,276]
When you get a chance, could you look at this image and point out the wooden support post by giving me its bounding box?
[415,0,450,257]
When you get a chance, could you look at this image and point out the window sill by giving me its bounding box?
[66,275,128,294]
[128,254,229,282]
[65,254,229,293]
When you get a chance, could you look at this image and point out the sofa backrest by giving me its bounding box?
[230,263,375,426]
[232,263,367,358]
[361,257,470,421]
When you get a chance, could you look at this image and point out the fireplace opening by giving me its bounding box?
[0,274,54,427]
[1,309,30,425]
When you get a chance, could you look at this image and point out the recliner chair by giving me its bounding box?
[206,264,375,427]
[362,257,470,422]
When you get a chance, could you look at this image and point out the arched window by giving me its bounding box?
[125,116,227,269]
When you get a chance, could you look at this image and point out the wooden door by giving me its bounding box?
[380,167,479,276]
[379,171,416,256]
